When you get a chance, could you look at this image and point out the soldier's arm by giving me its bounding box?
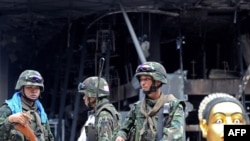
[97,110,115,141]
[162,100,186,141]
[116,103,137,141]
[0,104,15,140]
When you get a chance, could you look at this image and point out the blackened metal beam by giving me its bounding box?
[119,1,146,63]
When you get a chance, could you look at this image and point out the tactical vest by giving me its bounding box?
[86,103,121,141]
[8,103,51,141]
[128,94,185,141]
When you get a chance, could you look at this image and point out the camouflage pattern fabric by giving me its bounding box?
[89,98,121,141]
[116,94,185,141]
[15,70,44,92]
[78,76,110,98]
[135,62,168,84]
[0,103,54,141]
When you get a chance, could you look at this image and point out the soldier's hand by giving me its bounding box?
[115,136,125,141]
[8,112,32,126]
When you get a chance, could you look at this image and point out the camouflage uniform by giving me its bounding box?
[0,95,54,141]
[116,62,186,141]
[0,70,54,141]
[78,76,121,141]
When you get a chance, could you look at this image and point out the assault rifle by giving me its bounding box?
[86,57,105,141]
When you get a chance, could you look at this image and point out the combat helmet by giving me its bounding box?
[15,70,44,92]
[78,76,110,98]
[135,61,168,84]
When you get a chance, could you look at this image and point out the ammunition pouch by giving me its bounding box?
[9,129,24,140]
[141,129,156,141]
[86,125,97,141]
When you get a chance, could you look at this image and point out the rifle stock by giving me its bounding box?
[14,123,37,141]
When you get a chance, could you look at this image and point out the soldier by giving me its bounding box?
[0,70,54,141]
[198,92,250,141]
[115,61,186,141]
[77,76,121,141]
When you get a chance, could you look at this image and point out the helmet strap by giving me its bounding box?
[20,88,36,103]
[143,80,159,94]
